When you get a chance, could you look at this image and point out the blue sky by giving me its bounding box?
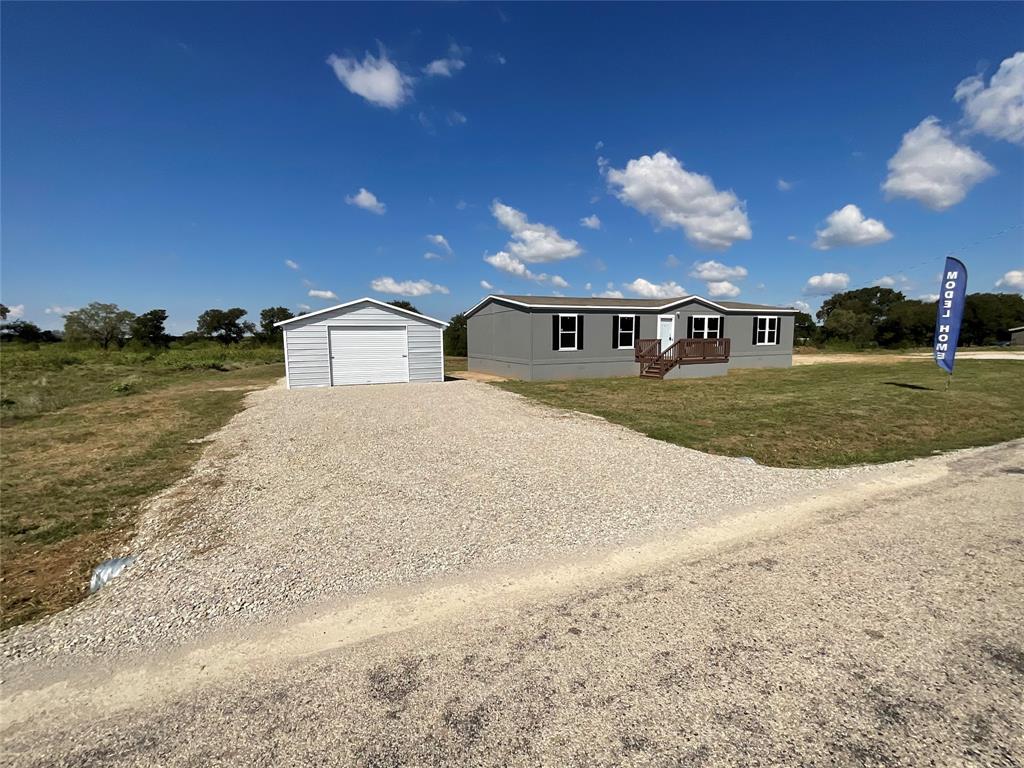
[2,2,1022,332]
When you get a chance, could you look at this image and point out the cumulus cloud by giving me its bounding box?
[5,304,25,319]
[812,204,893,250]
[426,233,452,254]
[579,214,602,230]
[706,280,741,298]
[996,269,1024,292]
[480,280,494,290]
[777,178,794,191]
[594,289,624,299]
[45,305,76,315]
[327,49,412,109]
[624,278,686,299]
[955,52,1024,145]
[917,294,940,303]
[346,187,386,214]
[284,259,300,270]
[483,252,567,287]
[791,300,811,313]
[490,200,582,262]
[308,289,338,300]
[423,43,467,77]
[804,273,850,295]
[690,259,748,282]
[882,117,994,210]
[370,277,450,296]
[606,151,751,249]
[297,303,312,312]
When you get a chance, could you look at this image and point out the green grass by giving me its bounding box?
[445,356,468,375]
[0,343,284,629]
[496,360,1024,468]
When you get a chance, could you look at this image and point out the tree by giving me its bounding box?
[196,308,254,344]
[793,312,818,345]
[258,307,294,345]
[444,313,467,356]
[877,300,935,347]
[816,287,905,327]
[388,300,420,314]
[63,302,135,349]
[961,293,1024,346]
[130,309,170,347]
[0,304,9,321]
[0,320,44,343]
[821,308,874,344]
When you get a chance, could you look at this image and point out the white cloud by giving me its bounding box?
[308,289,339,300]
[872,274,913,290]
[346,187,386,214]
[705,280,741,298]
[483,251,567,287]
[882,117,994,210]
[812,204,893,250]
[297,303,312,312]
[327,49,412,109]
[493,53,506,65]
[803,272,850,295]
[579,214,602,230]
[480,280,494,290]
[370,276,450,296]
[624,278,686,299]
[787,235,797,242]
[284,259,300,270]
[664,254,680,268]
[423,44,467,77]
[689,259,748,281]
[606,151,751,249]
[955,52,1024,145]
[594,289,624,299]
[423,252,443,260]
[917,294,940,303]
[45,305,76,315]
[791,300,811,313]
[777,178,793,191]
[426,233,452,254]
[490,200,582,262]
[996,269,1024,292]
[595,140,604,150]
[447,110,467,126]
[455,200,468,211]
[5,304,25,319]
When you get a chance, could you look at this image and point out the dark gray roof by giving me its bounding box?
[489,294,797,312]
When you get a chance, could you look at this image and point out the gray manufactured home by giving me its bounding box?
[466,294,798,381]
[276,298,447,388]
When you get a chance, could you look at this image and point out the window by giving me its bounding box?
[690,315,722,339]
[557,314,578,350]
[755,316,779,345]
[613,314,638,349]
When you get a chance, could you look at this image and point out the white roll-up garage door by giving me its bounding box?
[328,326,409,386]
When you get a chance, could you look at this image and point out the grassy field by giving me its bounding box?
[497,360,1024,468]
[1,343,284,629]
[444,356,468,375]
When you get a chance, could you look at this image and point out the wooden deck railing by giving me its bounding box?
[634,337,731,377]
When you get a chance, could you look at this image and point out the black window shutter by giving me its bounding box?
[719,316,724,339]
[752,317,759,345]
[634,315,641,344]
[552,315,559,350]
[774,317,781,345]
[686,316,693,338]
[611,315,619,349]
[577,315,584,349]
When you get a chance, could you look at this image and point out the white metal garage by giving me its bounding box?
[275,298,448,389]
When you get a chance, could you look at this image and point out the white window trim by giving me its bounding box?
[691,314,723,340]
[616,315,636,349]
[557,313,578,352]
[755,315,779,346]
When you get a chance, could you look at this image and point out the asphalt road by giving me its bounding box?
[3,440,1022,767]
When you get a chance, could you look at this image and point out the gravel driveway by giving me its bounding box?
[4,380,880,667]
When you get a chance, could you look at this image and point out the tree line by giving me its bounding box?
[793,288,1024,347]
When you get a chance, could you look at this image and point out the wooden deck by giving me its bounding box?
[635,338,731,378]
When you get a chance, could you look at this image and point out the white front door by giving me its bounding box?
[329,326,409,386]
[657,315,675,350]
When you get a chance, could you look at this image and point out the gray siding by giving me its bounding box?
[466,298,794,380]
[283,302,443,388]
[1012,330,1024,346]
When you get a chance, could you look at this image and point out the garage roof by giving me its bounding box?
[275,297,449,327]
